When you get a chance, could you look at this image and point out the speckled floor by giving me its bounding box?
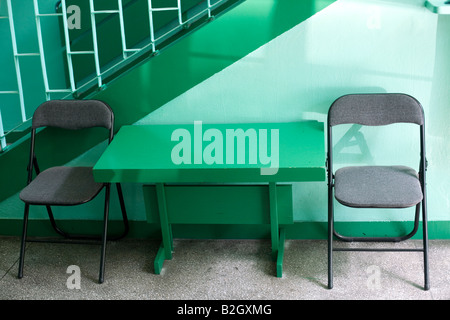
[1,236,449,300]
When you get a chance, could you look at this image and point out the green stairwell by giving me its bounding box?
[0,0,336,236]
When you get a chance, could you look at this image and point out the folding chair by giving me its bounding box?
[18,99,129,284]
[326,93,429,290]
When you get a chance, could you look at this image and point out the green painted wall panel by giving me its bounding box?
[93,0,333,129]
[1,0,319,203]
[3,0,448,240]
[137,0,450,235]
[0,219,449,240]
[0,0,335,241]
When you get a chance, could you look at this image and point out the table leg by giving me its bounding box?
[154,183,173,274]
[269,182,278,259]
[276,228,286,278]
[269,182,284,277]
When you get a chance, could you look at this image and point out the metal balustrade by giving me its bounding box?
[0,0,30,150]
[0,0,232,152]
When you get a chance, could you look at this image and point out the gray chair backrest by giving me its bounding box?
[32,100,113,130]
[328,94,424,127]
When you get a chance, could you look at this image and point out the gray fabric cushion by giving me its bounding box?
[32,100,113,130]
[328,94,424,127]
[20,167,104,206]
[334,165,423,208]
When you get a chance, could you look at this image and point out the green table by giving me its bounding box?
[93,121,325,277]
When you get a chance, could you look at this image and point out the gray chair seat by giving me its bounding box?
[20,166,103,206]
[334,165,423,208]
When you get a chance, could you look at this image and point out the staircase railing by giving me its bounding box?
[0,0,240,153]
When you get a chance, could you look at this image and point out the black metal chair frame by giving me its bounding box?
[18,100,129,284]
[326,93,429,291]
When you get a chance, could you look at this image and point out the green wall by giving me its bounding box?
[0,0,338,237]
[135,0,450,234]
[93,0,334,129]
[2,0,449,240]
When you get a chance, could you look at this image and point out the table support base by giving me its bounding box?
[154,242,172,274]
[153,182,286,277]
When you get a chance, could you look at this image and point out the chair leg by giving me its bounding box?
[333,204,421,243]
[422,199,430,290]
[18,204,30,279]
[328,189,334,289]
[46,205,72,238]
[46,187,128,242]
[99,184,111,284]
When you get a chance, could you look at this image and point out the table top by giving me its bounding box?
[93,121,326,183]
